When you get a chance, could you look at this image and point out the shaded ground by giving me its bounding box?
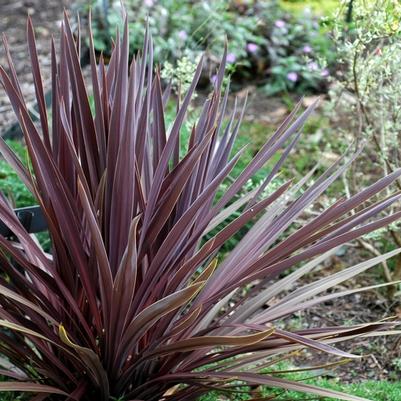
[0,0,72,132]
[294,283,401,382]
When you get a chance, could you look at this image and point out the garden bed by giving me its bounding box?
[0,1,400,400]
[0,0,69,134]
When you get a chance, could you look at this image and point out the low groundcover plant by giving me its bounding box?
[0,10,400,401]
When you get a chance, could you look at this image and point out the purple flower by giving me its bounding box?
[274,19,286,29]
[178,30,188,41]
[210,74,217,85]
[287,72,298,82]
[246,43,258,53]
[303,45,312,53]
[307,61,319,71]
[321,68,329,77]
[144,0,154,6]
[226,53,236,63]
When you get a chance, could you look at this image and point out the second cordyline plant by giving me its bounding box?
[0,9,400,401]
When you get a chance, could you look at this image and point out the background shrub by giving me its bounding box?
[85,0,334,93]
[326,0,401,293]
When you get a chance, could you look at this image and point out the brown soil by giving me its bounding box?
[288,247,401,383]
[0,0,72,133]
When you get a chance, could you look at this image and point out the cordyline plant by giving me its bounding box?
[0,10,400,401]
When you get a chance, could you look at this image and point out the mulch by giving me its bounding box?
[0,0,72,133]
[289,247,401,382]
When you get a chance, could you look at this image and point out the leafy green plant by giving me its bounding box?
[0,140,34,207]
[161,56,200,97]
[87,0,333,93]
[327,0,401,290]
[0,10,400,401]
[88,0,262,64]
[263,7,334,94]
[0,140,51,250]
